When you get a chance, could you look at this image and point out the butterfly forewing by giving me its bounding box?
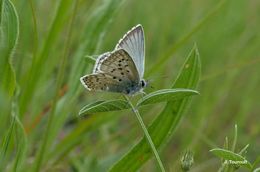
[115,24,145,78]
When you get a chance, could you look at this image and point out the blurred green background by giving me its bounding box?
[0,0,259,171]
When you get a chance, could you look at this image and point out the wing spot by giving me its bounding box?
[127,70,130,73]
[125,65,128,67]
[118,68,123,70]
[119,79,122,82]
[121,72,124,75]
[113,76,117,79]
[118,63,122,66]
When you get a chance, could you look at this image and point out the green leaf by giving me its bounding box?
[252,156,260,171]
[0,0,19,97]
[109,44,201,171]
[137,88,199,106]
[210,148,252,169]
[79,89,198,116]
[79,100,130,116]
[0,115,15,171]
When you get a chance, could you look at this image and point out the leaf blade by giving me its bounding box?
[137,88,199,106]
[0,0,19,97]
[79,99,130,116]
[210,148,252,169]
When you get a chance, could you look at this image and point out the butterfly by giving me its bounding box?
[80,24,146,95]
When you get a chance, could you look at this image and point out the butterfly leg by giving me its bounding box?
[140,90,147,98]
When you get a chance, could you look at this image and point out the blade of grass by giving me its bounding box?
[32,1,79,171]
[0,114,15,171]
[19,0,75,116]
[47,0,125,164]
[147,0,226,76]
[11,87,28,172]
[0,0,19,98]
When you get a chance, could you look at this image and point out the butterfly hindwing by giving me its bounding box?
[93,52,110,73]
[95,49,140,83]
[115,24,145,78]
[80,73,137,94]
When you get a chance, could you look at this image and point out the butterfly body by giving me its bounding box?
[80,24,146,95]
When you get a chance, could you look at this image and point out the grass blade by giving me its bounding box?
[147,0,226,76]
[19,0,75,115]
[46,0,126,164]
[32,1,79,171]
[0,0,19,97]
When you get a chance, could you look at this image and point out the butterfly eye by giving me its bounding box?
[141,80,146,87]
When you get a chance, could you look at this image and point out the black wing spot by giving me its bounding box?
[126,70,130,73]
[113,76,117,79]
[121,72,124,75]
[125,65,128,67]
[119,60,122,62]
[118,63,122,66]
[118,68,123,70]
[119,79,122,82]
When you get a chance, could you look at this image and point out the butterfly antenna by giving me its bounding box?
[146,75,170,80]
[84,54,100,64]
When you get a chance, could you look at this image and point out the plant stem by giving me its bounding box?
[123,95,166,172]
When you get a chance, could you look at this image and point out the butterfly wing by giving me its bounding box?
[115,24,145,78]
[81,49,141,94]
[95,49,140,83]
[80,73,127,93]
[93,52,110,73]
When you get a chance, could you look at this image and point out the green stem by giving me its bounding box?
[123,95,166,172]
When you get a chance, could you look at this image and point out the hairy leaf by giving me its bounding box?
[210,148,252,169]
[79,100,130,116]
[137,88,199,106]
